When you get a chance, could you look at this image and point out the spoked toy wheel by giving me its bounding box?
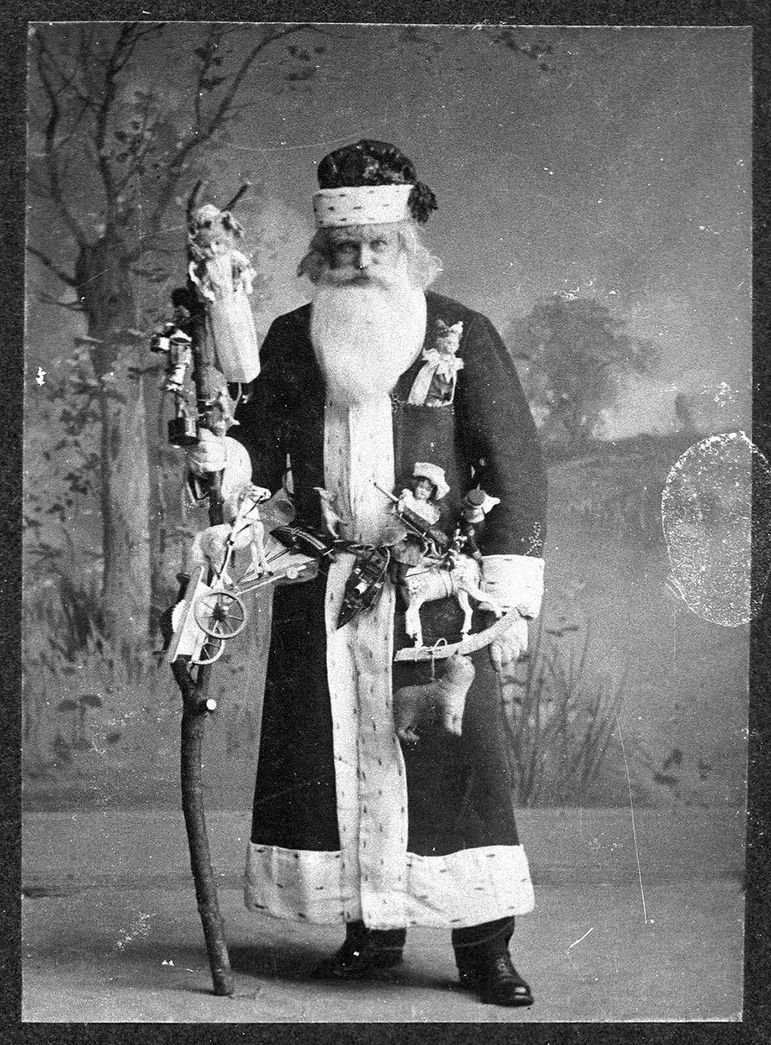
[195,635,225,665]
[194,590,248,639]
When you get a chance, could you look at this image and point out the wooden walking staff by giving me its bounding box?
[162,180,256,996]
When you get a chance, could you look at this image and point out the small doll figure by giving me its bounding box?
[390,463,451,586]
[396,463,448,526]
[188,203,260,384]
[397,463,450,549]
[407,320,465,407]
[448,488,501,566]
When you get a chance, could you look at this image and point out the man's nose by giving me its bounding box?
[355,244,374,269]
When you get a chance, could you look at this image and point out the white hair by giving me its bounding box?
[297,220,443,289]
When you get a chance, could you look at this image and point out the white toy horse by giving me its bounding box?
[191,483,272,586]
[400,555,503,648]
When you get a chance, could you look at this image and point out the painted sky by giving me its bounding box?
[27,22,752,436]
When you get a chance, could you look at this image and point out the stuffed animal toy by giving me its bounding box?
[392,653,476,743]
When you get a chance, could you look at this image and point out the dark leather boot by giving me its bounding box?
[314,921,406,980]
[472,951,534,1006]
[453,918,533,1007]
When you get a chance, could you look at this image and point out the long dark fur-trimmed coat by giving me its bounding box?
[231,290,547,930]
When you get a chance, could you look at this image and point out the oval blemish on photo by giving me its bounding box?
[661,431,771,626]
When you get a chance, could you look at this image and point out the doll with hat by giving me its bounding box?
[397,462,450,527]
[387,463,451,582]
[448,488,501,564]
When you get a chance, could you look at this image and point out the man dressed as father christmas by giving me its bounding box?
[189,140,547,1007]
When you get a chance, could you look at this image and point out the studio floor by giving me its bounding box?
[20,808,745,1023]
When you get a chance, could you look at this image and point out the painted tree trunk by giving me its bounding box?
[75,236,151,644]
[98,369,152,643]
[144,369,176,637]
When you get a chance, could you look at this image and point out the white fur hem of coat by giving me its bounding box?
[244,842,534,929]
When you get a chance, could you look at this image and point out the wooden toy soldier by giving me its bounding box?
[187,140,547,1006]
[449,488,502,564]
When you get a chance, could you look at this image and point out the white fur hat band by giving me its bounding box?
[313,184,413,228]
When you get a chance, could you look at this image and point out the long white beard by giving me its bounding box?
[311,279,427,406]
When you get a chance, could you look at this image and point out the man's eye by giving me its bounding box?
[371,240,387,250]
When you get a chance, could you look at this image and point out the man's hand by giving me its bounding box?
[186,431,253,501]
[186,429,228,475]
[489,612,529,674]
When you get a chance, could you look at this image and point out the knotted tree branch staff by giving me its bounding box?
[156,180,259,996]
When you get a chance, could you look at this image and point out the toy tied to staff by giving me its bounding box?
[150,289,239,450]
[188,201,261,385]
[166,482,394,667]
[165,485,321,668]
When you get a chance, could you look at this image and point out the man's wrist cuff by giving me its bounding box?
[481,554,545,618]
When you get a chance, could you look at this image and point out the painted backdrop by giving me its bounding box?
[24,23,752,813]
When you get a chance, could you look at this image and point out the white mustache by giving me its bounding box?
[319,268,402,290]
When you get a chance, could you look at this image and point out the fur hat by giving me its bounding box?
[413,462,450,500]
[313,139,437,227]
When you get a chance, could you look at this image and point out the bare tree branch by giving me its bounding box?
[46,95,94,156]
[111,22,166,73]
[33,22,326,270]
[36,30,93,107]
[203,25,317,143]
[92,25,170,231]
[91,31,126,228]
[139,23,319,242]
[192,30,213,132]
[113,91,160,207]
[26,243,78,288]
[38,291,85,313]
[187,179,206,222]
[32,33,90,248]
[223,182,250,212]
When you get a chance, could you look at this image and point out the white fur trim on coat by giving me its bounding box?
[313,185,413,227]
[245,842,534,929]
[482,554,545,619]
[322,395,409,926]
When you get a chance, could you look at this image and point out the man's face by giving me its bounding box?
[326,224,403,285]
